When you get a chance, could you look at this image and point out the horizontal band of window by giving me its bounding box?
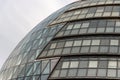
[53,33,120,41]
[66,3,120,13]
[49,77,119,80]
[50,16,120,26]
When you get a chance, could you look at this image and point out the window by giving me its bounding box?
[89,61,98,68]
[68,69,77,77]
[104,6,112,12]
[107,69,116,77]
[79,61,88,68]
[90,46,99,52]
[111,12,119,16]
[62,62,70,68]
[70,61,79,68]
[108,61,117,68]
[94,12,102,17]
[96,7,104,12]
[103,12,111,16]
[60,70,68,77]
[67,24,74,30]
[101,40,109,45]
[87,69,97,76]
[116,21,120,27]
[107,21,115,27]
[81,9,88,14]
[65,41,73,47]
[73,40,82,46]
[74,10,81,15]
[82,40,91,45]
[98,61,107,68]
[50,43,57,49]
[91,40,100,45]
[77,69,87,76]
[110,40,119,45]
[97,69,106,77]
[81,22,90,28]
[73,23,81,29]
[56,42,65,48]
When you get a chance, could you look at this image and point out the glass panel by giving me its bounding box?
[68,69,77,77]
[74,23,81,29]
[65,41,73,47]
[42,63,50,74]
[70,61,79,68]
[110,40,119,45]
[62,62,70,68]
[89,61,98,68]
[87,69,97,76]
[50,43,57,49]
[73,40,82,46]
[54,49,62,55]
[62,48,71,54]
[77,69,87,76]
[82,40,91,45]
[90,46,99,52]
[80,47,89,53]
[71,47,80,54]
[91,40,100,45]
[41,75,49,80]
[60,69,68,77]
[107,69,116,77]
[108,61,117,68]
[97,69,107,77]
[79,61,88,68]
[81,22,89,28]
[98,61,108,68]
[67,24,74,30]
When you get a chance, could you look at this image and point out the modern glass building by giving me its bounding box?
[1,0,120,79]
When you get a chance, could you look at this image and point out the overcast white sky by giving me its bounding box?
[0,0,78,69]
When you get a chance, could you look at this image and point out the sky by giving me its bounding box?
[0,0,78,69]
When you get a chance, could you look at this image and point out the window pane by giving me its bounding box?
[80,47,89,53]
[97,69,107,77]
[107,69,116,77]
[74,23,81,29]
[50,43,57,49]
[108,61,117,68]
[91,40,100,45]
[62,62,70,68]
[71,47,80,54]
[82,40,91,45]
[89,61,98,68]
[68,69,77,77]
[57,42,65,48]
[116,21,120,27]
[73,40,82,46]
[65,41,73,47]
[87,69,97,76]
[110,40,119,45]
[90,46,99,52]
[60,70,68,77]
[70,61,79,68]
[98,61,108,68]
[81,22,89,28]
[79,61,88,68]
[77,69,87,76]
[67,24,74,30]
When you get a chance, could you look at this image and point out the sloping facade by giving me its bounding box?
[1,0,120,80]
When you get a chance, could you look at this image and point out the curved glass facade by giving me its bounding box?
[1,0,120,80]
